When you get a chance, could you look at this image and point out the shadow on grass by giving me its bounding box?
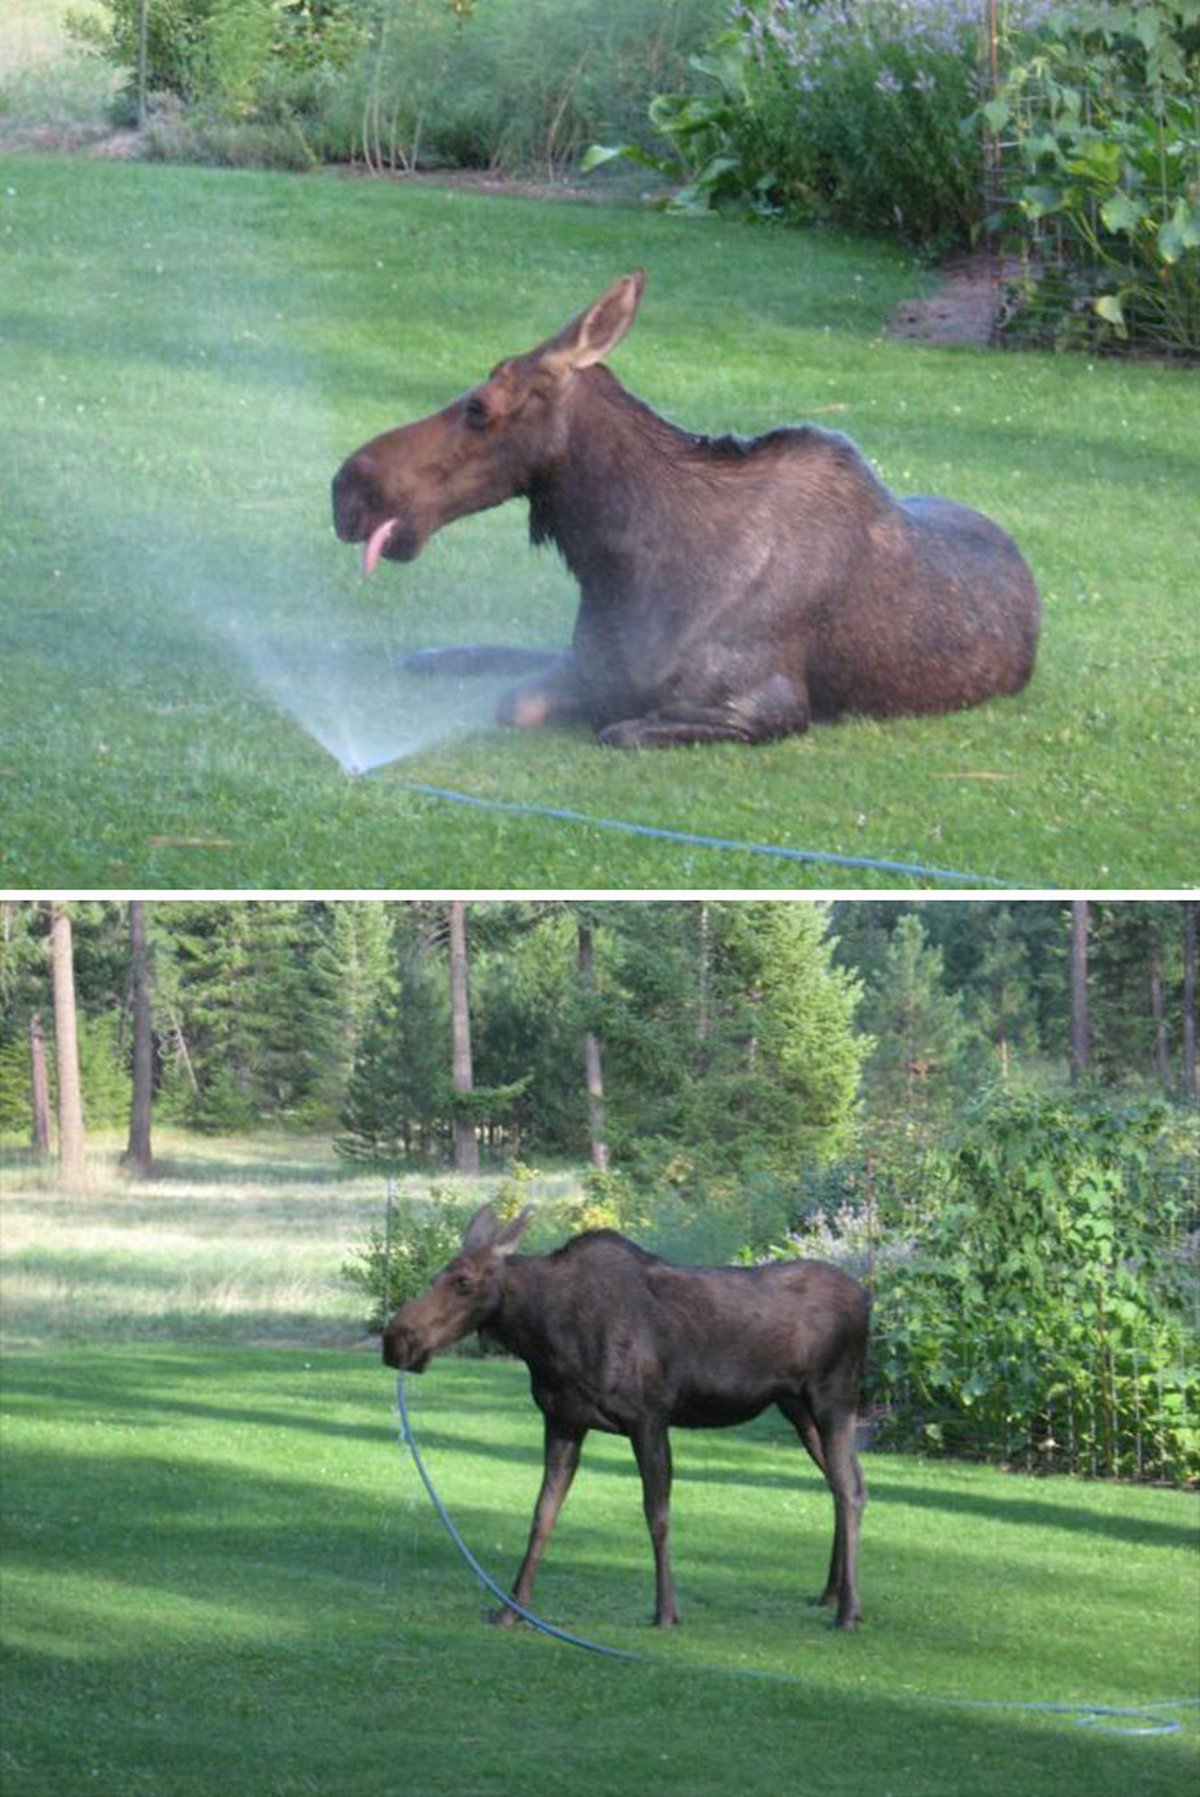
[4,1346,1197,1797]
[6,1351,1193,1562]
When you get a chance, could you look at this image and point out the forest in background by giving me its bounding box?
[3,897,1197,1480]
[3,898,1197,1172]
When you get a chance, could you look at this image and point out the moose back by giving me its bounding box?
[384,1204,870,1631]
[333,272,1040,749]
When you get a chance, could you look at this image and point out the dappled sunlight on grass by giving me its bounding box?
[0,1136,586,1347]
[2,1348,1196,1796]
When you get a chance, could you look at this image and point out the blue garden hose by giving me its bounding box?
[394,1375,1193,1736]
[395,779,1022,888]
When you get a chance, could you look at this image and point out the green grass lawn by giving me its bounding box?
[2,1348,1197,1797]
[2,1144,1197,1794]
[2,154,1198,889]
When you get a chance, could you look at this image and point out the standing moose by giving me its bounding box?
[333,271,1040,748]
[383,1204,871,1631]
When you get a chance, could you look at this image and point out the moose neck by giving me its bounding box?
[527,366,714,591]
[488,1253,558,1365]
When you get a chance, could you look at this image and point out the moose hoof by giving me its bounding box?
[485,1606,521,1629]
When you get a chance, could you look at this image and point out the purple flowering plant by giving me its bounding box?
[588,0,1052,246]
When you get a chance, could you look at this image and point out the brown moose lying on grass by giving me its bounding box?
[333,272,1040,749]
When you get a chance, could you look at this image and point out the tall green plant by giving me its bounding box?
[874,1093,1199,1481]
[589,0,1005,244]
[986,0,1200,350]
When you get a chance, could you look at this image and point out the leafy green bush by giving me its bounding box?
[321,0,725,175]
[69,0,365,123]
[985,0,1200,352]
[870,1094,1199,1482]
[593,0,1018,245]
[70,0,723,173]
[341,1183,475,1330]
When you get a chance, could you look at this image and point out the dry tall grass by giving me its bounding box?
[0,1131,513,1347]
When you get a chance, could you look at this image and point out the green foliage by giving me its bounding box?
[67,0,722,172]
[0,1034,35,1136]
[77,1011,133,1128]
[334,979,446,1169]
[987,0,1200,352]
[872,1092,1200,1481]
[340,1182,474,1327]
[591,0,1004,244]
[69,0,365,120]
[857,911,970,1146]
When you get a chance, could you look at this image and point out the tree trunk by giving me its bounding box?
[49,903,86,1190]
[577,917,609,1170]
[29,1011,51,1158]
[121,900,154,1176]
[1148,931,1170,1088]
[448,901,479,1175]
[1069,900,1090,1083]
[1184,900,1197,1106]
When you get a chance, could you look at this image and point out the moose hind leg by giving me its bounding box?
[491,1425,583,1627]
[819,1414,866,1628]
[780,1396,865,1627]
[630,1420,679,1627]
[598,674,810,750]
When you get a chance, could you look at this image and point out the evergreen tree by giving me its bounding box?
[0,1033,33,1135]
[301,901,394,1127]
[859,911,971,1143]
[967,906,1040,1085]
[77,1013,132,1128]
[697,902,867,1171]
[165,901,319,1128]
[336,926,451,1167]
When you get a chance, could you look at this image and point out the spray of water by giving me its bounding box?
[127,253,546,778]
[216,608,514,776]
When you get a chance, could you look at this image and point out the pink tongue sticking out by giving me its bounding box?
[363,517,400,577]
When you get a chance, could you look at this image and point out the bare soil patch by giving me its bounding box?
[888,251,1021,348]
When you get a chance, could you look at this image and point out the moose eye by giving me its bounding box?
[463,395,489,431]
[452,1272,475,1295]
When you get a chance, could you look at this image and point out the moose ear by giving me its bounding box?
[546,271,646,373]
[494,1206,533,1256]
[461,1203,532,1257]
[461,1203,501,1255]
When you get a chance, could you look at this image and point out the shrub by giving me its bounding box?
[870,1094,1199,1482]
[69,0,365,123]
[596,0,1029,246]
[985,0,1200,353]
[342,1183,475,1331]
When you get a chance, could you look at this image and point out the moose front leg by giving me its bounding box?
[495,657,589,731]
[597,673,810,749]
[491,1423,583,1627]
[630,1419,679,1628]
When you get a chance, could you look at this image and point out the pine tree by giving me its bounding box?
[335,928,452,1167]
[860,911,971,1143]
[968,907,1040,1085]
[165,902,318,1128]
[301,902,394,1128]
